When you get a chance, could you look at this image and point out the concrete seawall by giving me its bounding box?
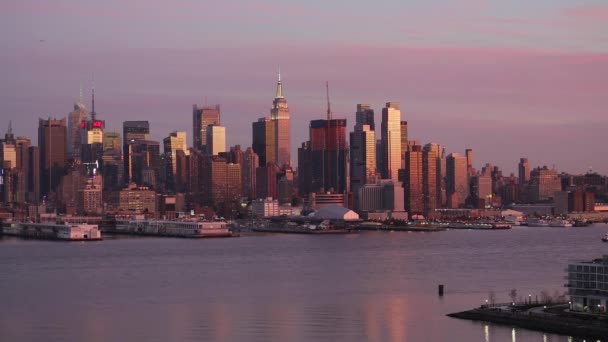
[448,307,608,340]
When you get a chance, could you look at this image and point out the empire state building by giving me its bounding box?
[271,73,291,167]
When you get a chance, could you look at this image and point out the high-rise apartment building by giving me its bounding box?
[193,104,220,153]
[381,102,401,181]
[446,152,468,208]
[206,125,226,156]
[271,74,291,167]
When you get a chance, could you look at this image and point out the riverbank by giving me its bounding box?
[448,304,608,340]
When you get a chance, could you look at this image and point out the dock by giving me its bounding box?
[448,304,608,340]
[252,226,355,234]
[1,221,102,241]
[356,225,446,232]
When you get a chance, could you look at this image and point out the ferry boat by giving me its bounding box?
[113,219,237,238]
[1,221,102,241]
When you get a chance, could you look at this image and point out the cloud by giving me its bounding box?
[563,5,608,21]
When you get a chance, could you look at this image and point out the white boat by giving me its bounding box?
[113,219,236,238]
[1,221,102,241]
[549,219,573,227]
[602,233,608,242]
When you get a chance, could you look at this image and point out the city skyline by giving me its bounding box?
[2,1,607,174]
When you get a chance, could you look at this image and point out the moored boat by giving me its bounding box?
[113,218,237,238]
[549,219,573,227]
[1,221,102,241]
[602,233,608,242]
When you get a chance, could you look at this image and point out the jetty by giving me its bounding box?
[448,303,608,340]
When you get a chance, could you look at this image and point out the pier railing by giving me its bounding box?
[480,300,567,309]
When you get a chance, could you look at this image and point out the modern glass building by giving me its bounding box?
[566,255,608,313]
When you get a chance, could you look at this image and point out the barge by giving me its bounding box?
[1,221,102,241]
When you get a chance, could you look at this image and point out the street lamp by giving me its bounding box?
[528,294,532,304]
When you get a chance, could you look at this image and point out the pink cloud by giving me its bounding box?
[563,5,608,21]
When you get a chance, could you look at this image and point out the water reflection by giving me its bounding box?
[484,325,489,342]
[512,327,517,342]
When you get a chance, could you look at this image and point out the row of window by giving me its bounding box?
[569,265,608,274]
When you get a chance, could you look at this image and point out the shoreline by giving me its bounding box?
[448,305,608,340]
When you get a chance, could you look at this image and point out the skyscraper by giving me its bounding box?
[242,147,259,199]
[193,104,220,153]
[271,73,291,167]
[38,118,67,196]
[423,143,445,209]
[252,117,275,166]
[123,121,150,184]
[355,104,375,130]
[350,123,376,207]
[422,149,438,216]
[381,102,401,181]
[403,145,423,215]
[400,121,408,161]
[309,118,349,194]
[206,125,226,156]
[519,158,530,185]
[465,149,474,176]
[67,100,86,161]
[163,131,189,192]
[446,152,468,208]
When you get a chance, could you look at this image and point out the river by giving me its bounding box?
[1,224,606,341]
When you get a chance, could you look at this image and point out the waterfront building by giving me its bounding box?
[305,192,347,210]
[381,102,401,181]
[271,73,291,167]
[252,117,276,167]
[118,183,157,214]
[566,256,608,313]
[530,166,561,202]
[38,117,67,196]
[251,197,280,217]
[193,104,220,153]
[446,152,468,208]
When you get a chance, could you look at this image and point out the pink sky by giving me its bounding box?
[1,1,607,174]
